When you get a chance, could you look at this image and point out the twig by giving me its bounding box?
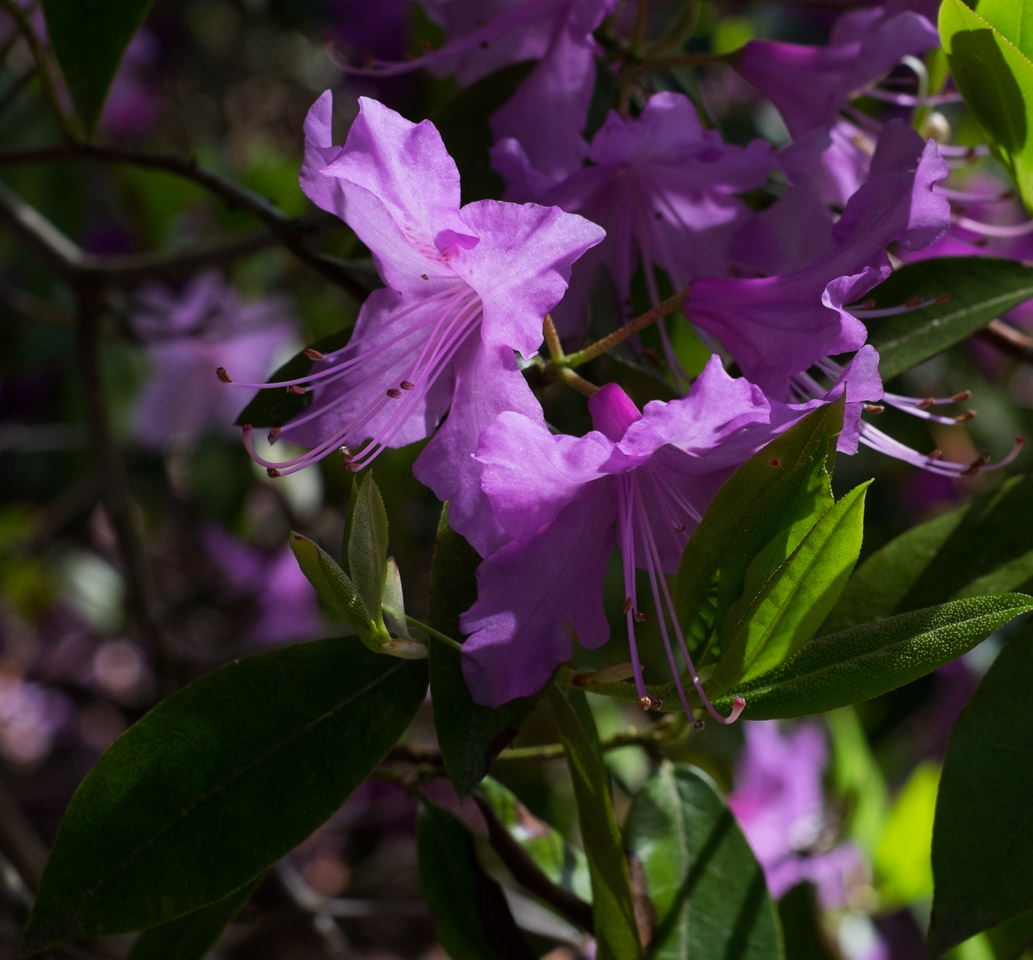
[0,143,369,298]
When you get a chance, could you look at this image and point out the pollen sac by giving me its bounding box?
[304,347,325,361]
[216,366,232,383]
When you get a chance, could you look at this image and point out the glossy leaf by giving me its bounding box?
[712,594,1033,720]
[548,686,643,960]
[127,876,262,960]
[289,532,374,647]
[40,0,154,135]
[22,640,428,954]
[428,506,538,795]
[622,763,784,960]
[930,623,1033,954]
[344,474,390,619]
[827,475,1033,633]
[417,801,536,960]
[864,258,1033,380]
[675,400,843,667]
[940,0,1033,212]
[710,481,869,694]
[476,777,592,903]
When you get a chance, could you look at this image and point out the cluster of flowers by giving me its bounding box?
[219,1,1021,725]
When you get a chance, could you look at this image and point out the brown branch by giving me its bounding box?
[0,143,369,298]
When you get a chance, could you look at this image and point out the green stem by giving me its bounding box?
[562,286,689,368]
[405,615,463,652]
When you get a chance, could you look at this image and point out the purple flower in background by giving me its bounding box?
[335,0,617,182]
[493,91,775,359]
[461,357,837,721]
[729,720,862,906]
[132,273,296,450]
[233,94,603,556]
[687,120,949,396]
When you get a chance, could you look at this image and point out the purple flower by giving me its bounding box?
[132,273,297,450]
[729,720,863,907]
[460,357,832,720]
[334,0,617,182]
[237,94,603,556]
[493,91,775,350]
[686,120,949,397]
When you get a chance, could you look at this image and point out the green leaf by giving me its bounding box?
[127,876,262,960]
[344,474,390,619]
[548,687,644,960]
[428,506,539,795]
[875,762,939,907]
[970,0,1033,64]
[622,763,784,960]
[940,0,1033,212]
[22,640,428,954]
[416,801,536,960]
[827,475,1033,633]
[710,481,870,694]
[713,594,1033,719]
[475,777,592,903]
[864,258,1033,380]
[675,400,844,668]
[289,532,374,647]
[40,0,155,135]
[930,623,1033,954]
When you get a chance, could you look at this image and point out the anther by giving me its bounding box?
[673,521,685,532]
[692,719,705,731]
[400,380,415,390]
[421,273,429,280]
[935,293,953,305]
[961,453,990,477]
[289,385,307,395]
[859,298,876,309]
[266,467,281,478]
[927,448,943,460]
[952,390,972,403]
[905,294,924,308]
[621,597,633,615]
[634,610,647,623]
[640,696,653,711]
[954,409,976,424]
[386,387,402,399]
[769,457,781,468]
[304,348,325,361]
[917,397,936,410]
[216,366,232,383]
[864,403,885,414]
[268,427,281,443]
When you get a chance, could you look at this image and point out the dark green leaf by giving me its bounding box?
[234,330,351,429]
[710,481,869,694]
[344,474,390,619]
[940,0,1033,212]
[475,777,592,903]
[289,532,374,647]
[417,801,536,960]
[41,0,155,135]
[864,258,1033,380]
[428,506,539,795]
[622,763,784,960]
[675,400,843,667]
[22,640,427,954]
[777,885,838,960]
[127,876,262,960]
[930,622,1033,953]
[712,595,1033,719]
[827,475,1033,633]
[548,687,644,960]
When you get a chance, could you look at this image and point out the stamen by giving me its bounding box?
[621,597,633,615]
[954,409,976,424]
[954,216,1033,239]
[850,293,946,319]
[216,366,232,383]
[289,385,306,395]
[386,387,402,399]
[304,348,325,361]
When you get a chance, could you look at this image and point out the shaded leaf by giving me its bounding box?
[22,640,427,954]
[417,801,536,960]
[940,0,1033,212]
[622,763,784,960]
[930,622,1033,954]
[827,475,1033,633]
[289,532,374,647]
[428,506,538,795]
[344,474,390,619]
[864,258,1033,380]
[127,876,262,960]
[675,400,843,668]
[713,595,1033,719]
[710,481,869,694]
[548,687,643,960]
[41,0,154,135]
